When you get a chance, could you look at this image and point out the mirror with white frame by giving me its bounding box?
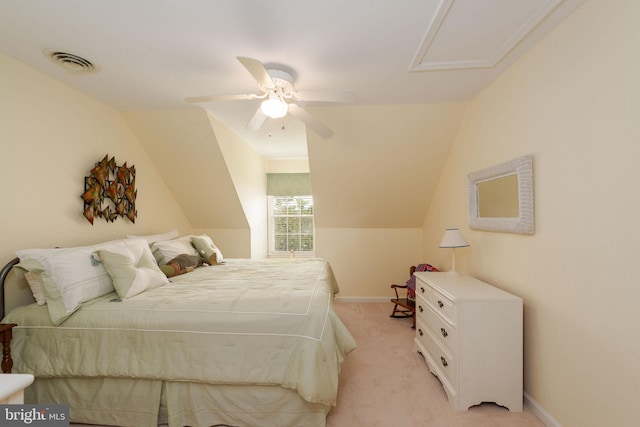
[467,155,534,234]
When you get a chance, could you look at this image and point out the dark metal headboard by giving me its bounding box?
[0,258,22,319]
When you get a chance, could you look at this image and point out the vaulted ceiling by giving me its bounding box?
[0,0,585,157]
[0,0,586,229]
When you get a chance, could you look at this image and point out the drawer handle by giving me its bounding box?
[440,327,448,338]
[437,300,444,308]
[418,329,424,336]
[440,356,448,367]
[420,287,425,293]
[418,305,424,312]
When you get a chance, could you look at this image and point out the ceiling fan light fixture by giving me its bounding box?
[260,97,288,119]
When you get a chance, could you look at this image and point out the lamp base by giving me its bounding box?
[447,249,461,276]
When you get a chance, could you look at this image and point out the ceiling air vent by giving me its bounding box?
[44,49,100,74]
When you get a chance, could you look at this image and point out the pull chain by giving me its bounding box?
[267,117,286,137]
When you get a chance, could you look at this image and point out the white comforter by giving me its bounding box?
[5,258,356,406]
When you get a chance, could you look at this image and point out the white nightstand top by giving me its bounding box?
[0,374,34,402]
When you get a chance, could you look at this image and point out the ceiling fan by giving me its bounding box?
[185,57,354,139]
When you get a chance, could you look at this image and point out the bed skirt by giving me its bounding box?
[26,377,331,427]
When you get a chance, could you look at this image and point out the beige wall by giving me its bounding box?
[307,104,466,228]
[0,53,191,262]
[266,158,310,173]
[422,0,640,425]
[208,112,268,258]
[317,228,422,298]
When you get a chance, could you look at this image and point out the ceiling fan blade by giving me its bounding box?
[246,106,267,131]
[185,94,257,103]
[292,90,355,104]
[288,104,333,139]
[237,56,275,89]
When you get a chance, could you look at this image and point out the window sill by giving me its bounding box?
[268,252,316,258]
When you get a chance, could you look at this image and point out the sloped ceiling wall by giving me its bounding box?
[123,104,467,236]
[307,104,467,228]
[123,109,248,230]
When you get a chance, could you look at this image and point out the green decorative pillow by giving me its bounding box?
[94,239,169,299]
[190,234,224,265]
[160,254,203,277]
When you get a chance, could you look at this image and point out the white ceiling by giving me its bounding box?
[0,0,585,158]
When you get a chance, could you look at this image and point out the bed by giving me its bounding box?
[0,235,356,427]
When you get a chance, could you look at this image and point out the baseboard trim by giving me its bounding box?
[334,296,389,303]
[524,392,562,427]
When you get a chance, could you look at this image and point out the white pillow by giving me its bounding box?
[126,230,179,245]
[150,235,199,265]
[191,234,224,264]
[16,239,127,325]
[94,239,169,299]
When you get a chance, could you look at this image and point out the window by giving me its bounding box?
[268,195,315,257]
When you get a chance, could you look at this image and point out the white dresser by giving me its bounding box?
[413,272,523,412]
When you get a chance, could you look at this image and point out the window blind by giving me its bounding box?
[266,173,312,196]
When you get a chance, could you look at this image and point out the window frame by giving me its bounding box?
[267,195,315,258]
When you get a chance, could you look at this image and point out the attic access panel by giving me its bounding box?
[410,0,562,71]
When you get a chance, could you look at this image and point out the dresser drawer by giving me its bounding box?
[416,277,457,324]
[415,293,428,319]
[416,281,433,304]
[416,298,457,354]
[429,289,457,324]
[416,319,457,388]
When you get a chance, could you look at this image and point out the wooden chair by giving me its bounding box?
[390,266,416,328]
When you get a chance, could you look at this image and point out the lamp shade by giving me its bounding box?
[260,97,288,119]
[439,228,469,248]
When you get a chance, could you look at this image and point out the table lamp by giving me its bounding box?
[439,228,469,276]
